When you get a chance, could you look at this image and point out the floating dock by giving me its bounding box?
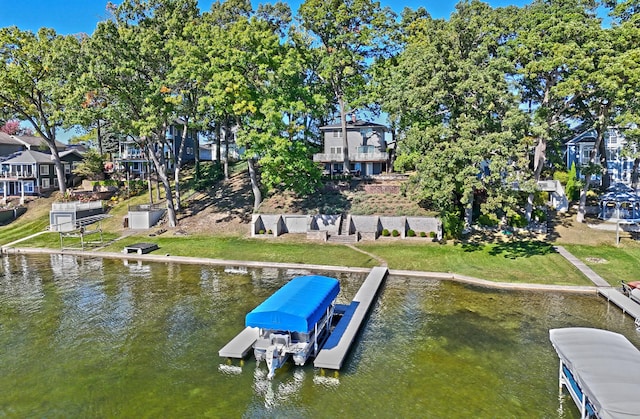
[218,327,259,359]
[123,242,159,255]
[314,266,388,370]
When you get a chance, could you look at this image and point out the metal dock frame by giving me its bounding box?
[314,266,388,372]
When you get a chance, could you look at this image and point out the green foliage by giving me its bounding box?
[566,163,580,202]
[508,213,528,228]
[477,213,500,227]
[391,229,400,237]
[420,231,427,237]
[72,149,105,180]
[429,231,436,239]
[553,170,569,185]
[127,180,146,196]
[532,208,547,222]
[407,229,415,237]
[381,228,390,237]
[442,212,464,240]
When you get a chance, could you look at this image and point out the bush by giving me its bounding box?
[566,162,580,201]
[429,231,436,238]
[508,213,528,228]
[477,213,499,227]
[407,229,416,237]
[442,212,463,239]
[553,170,569,185]
[391,229,400,237]
[532,208,547,222]
[381,228,390,236]
[258,229,265,234]
[420,231,427,238]
[194,162,224,190]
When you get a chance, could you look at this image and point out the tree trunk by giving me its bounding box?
[147,139,177,227]
[223,120,230,180]
[215,122,222,164]
[247,157,262,211]
[525,136,547,221]
[464,191,474,230]
[338,95,350,174]
[632,157,640,190]
[47,143,67,195]
[174,121,189,212]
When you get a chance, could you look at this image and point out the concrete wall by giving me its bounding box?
[251,213,441,241]
[310,214,341,233]
[406,217,442,239]
[128,208,165,229]
[283,215,308,233]
[0,207,26,225]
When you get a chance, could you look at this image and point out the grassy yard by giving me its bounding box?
[357,240,592,285]
[562,243,640,286]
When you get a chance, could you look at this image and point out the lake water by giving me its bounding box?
[0,254,638,418]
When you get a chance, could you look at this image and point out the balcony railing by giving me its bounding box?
[313,153,345,162]
[1,171,35,179]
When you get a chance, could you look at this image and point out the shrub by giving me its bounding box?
[532,208,547,222]
[477,213,499,227]
[407,229,416,237]
[508,213,528,228]
[442,212,463,239]
[267,229,272,235]
[553,170,569,185]
[392,229,400,237]
[381,228,390,236]
[420,231,427,238]
[258,229,265,234]
[429,231,436,238]
[566,162,580,201]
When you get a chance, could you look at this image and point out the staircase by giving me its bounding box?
[327,215,358,243]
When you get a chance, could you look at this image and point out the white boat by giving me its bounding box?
[245,275,340,379]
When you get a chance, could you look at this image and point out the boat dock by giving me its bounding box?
[218,326,259,359]
[218,266,389,371]
[597,287,640,322]
[314,266,388,370]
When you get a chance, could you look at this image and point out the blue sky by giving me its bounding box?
[0,0,532,35]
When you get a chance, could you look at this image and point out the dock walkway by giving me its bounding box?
[555,245,640,321]
[314,266,388,370]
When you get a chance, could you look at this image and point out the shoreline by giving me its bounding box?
[3,246,596,294]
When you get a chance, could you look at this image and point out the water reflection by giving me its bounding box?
[1,254,637,418]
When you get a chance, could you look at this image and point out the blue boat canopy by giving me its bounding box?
[246,275,340,333]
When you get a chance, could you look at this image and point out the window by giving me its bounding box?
[581,146,594,162]
[53,177,58,187]
[330,147,342,155]
[39,165,50,175]
[64,164,70,174]
[332,130,342,137]
[23,181,34,193]
[187,147,193,155]
[41,178,50,189]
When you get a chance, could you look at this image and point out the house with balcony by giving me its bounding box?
[114,122,198,178]
[313,119,389,176]
[0,132,67,160]
[565,127,636,185]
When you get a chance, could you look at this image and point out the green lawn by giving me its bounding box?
[357,240,592,285]
[562,244,640,286]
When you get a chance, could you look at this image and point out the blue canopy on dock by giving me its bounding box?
[245,275,340,333]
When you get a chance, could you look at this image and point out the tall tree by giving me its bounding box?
[86,0,197,226]
[380,1,527,228]
[0,27,82,195]
[508,0,602,221]
[298,0,395,174]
